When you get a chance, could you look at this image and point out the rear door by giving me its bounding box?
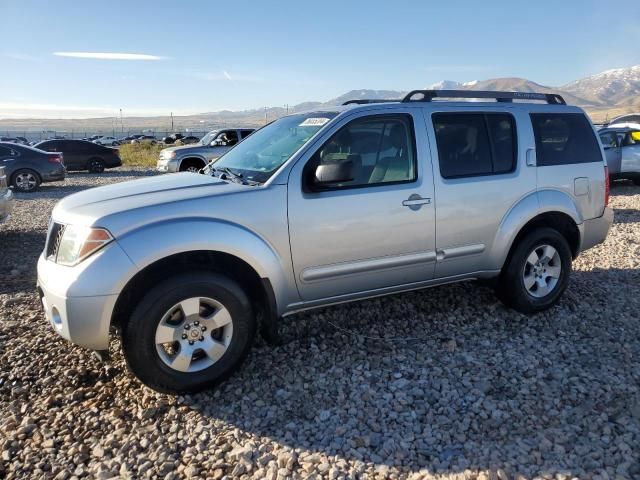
[425,106,534,278]
[287,108,436,301]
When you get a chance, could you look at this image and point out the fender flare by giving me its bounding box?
[115,218,293,314]
[490,189,584,267]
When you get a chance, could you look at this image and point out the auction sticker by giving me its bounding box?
[299,118,330,127]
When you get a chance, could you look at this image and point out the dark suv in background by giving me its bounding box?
[35,139,122,173]
[0,142,65,192]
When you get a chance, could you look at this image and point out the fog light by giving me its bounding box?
[51,306,63,330]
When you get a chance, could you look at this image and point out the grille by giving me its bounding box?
[46,222,65,260]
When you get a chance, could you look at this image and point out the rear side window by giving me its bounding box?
[530,113,602,166]
[432,113,517,178]
[240,130,254,139]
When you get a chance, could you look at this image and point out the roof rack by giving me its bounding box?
[342,99,400,105]
[401,90,566,105]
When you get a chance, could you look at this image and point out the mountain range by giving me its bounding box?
[1,65,639,132]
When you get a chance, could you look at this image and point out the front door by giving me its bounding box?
[287,110,436,301]
[599,131,622,174]
[621,131,640,175]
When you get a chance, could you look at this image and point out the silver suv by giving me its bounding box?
[37,90,613,393]
[157,128,255,173]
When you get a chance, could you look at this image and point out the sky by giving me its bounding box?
[1,0,639,119]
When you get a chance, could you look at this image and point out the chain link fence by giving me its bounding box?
[0,129,216,143]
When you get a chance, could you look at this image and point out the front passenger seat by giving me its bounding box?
[369,124,410,183]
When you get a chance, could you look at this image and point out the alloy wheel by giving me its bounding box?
[155,297,233,373]
[522,244,562,298]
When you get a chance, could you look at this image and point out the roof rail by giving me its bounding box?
[401,90,566,105]
[342,99,400,105]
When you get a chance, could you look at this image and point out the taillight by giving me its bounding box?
[604,166,610,206]
[48,154,63,164]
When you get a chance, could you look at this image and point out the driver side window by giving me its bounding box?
[306,114,416,190]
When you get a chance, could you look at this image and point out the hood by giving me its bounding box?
[52,173,246,229]
[160,143,206,155]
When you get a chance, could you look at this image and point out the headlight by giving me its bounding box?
[56,226,113,266]
[162,151,176,160]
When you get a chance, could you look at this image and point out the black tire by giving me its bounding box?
[122,272,255,393]
[496,227,572,314]
[179,159,205,173]
[632,177,640,186]
[11,168,41,192]
[87,158,105,173]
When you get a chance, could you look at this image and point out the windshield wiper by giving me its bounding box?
[211,166,261,186]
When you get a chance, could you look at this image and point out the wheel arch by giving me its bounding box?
[112,219,293,342]
[178,156,207,170]
[493,190,584,270]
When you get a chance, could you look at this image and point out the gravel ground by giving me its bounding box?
[1,169,639,480]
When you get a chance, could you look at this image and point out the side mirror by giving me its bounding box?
[314,160,354,187]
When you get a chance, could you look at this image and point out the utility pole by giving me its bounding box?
[120,109,124,134]
[170,112,174,131]
[284,104,289,115]
[264,107,268,124]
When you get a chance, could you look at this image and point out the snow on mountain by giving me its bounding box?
[561,65,640,105]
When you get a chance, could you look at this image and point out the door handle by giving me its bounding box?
[526,147,536,167]
[402,194,431,210]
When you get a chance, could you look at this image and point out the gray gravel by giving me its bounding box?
[1,169,639,480]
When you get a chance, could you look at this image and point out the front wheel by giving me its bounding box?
[122,272,255,393]
[496,228,572,313]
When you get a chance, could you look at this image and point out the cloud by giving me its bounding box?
[0,101,198,119]
[53,52,166,61]
[3,53,40,62]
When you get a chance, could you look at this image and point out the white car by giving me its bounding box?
[93,136,119,146]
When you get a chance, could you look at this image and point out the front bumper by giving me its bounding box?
[0,188,13,223]
[36,241,136,350]
[156,158,179,173]
[580,207,614,252]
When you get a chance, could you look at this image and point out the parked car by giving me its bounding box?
[0,166,13,223]
[37,90,612,393]
[598,126,640,184]
[162,133,184,144]
[181,135,200,145]
[0,142,65,192]
[94,136,120,146]
[35,139,122,173]
[131,135,157,144]
[157,128,255,173]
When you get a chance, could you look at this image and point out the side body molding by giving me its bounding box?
[115,219,296,315]
[490,189,584,269]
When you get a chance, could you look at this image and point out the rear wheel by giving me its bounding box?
[122,272,256,393]
[496,228,572,313]
[87,158,105,173]
[11,169,40,192]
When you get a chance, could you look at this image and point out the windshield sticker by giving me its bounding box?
[299,117,330,127]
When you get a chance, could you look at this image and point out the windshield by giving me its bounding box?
[211,112,337,182]
[199,130,219,145]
